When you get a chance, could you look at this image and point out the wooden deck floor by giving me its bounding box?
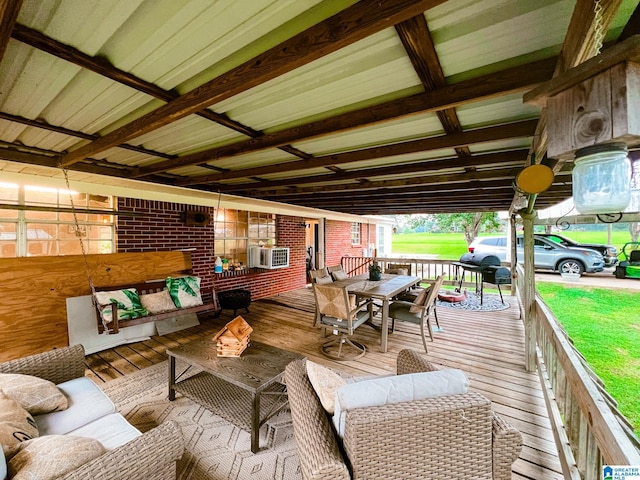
[86,287,563,480]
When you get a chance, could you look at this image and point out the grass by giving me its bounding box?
[392,232,468,259]
[391,230,637,261]
[536,282,640,432]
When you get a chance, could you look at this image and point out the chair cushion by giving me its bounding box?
[331,270,348,281]
[68,413,141,450]
[389,302,421,322]
[409,288,428,313]
[333,369,469,437]
[0,392,39,459]
[8,435,105,480]
[1,447,6,480]
[315,275,333,285]
[34,378,116,436]
[0,374,67,415]
[305,361,346,415]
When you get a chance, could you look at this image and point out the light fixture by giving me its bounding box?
[572,142,631,214]
[515,164,555,194]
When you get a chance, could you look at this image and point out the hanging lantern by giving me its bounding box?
[524,35,640,215]
[572,143,632,214]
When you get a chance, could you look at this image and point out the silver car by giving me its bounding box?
[468,235,605,276]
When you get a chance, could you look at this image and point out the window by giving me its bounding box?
[214,209,277,265]
[351,223,361,245]
[0,183,115,258]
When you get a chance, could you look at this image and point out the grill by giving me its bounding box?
[454,253,511,304]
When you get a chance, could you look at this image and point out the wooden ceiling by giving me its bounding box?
[0,0,638,215]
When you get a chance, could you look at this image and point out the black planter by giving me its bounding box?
[369,271,381,281]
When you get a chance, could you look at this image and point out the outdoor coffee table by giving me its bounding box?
[167,339,304,453]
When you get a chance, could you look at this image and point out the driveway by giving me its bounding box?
[535,268,640,290]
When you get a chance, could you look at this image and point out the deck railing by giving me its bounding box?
[514,264,640,478]
[340,255,480,288]
[342,256,640,478]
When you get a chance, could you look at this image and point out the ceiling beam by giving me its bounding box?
[0,111,176,161]
[236,150,529,195]
[11,23,311,162]
[141,57,555,179]
[58,0,447,167]
[222,166,532,194]
[185,119,538,188]
[0,0,22,64]
[396,13,471,158]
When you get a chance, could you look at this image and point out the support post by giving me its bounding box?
[509,214,517,296]
[520,209,537,372]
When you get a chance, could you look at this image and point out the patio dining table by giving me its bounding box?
[331,273,421,353]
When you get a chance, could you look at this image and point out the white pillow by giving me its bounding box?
[333,369,469,437]
[331,270,348,281]
[305,361,346,415]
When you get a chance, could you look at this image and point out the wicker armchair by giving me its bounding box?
[285,349,522,480]
[0,345,184,480]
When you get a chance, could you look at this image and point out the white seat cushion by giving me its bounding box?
[333,369,469,437]
[1,448,6,480]
[34,378,116,435]
[68,413,141,450]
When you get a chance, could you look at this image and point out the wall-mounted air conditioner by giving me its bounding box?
[249,246,290,269]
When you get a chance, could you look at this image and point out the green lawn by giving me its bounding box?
[536,282,640,432]
[391,230,635,261]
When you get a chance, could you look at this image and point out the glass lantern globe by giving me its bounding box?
[572,143,632,214]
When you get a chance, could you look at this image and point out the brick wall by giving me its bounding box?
[116,198,307,300]
[325,220,375,267]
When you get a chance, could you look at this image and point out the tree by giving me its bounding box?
[434,212,501,245]
[630,222,639,242]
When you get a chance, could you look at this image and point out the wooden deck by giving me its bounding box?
[86,287,563,480]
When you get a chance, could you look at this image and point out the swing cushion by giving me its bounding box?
[94,289,148,324]
[166,276,203,309]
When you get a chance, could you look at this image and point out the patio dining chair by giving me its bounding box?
[388,274,445,353]
[312,283,372,360]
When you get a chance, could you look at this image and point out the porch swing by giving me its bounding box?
[60,165,219,335]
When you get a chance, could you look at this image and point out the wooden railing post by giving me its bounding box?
[520,209,537,372]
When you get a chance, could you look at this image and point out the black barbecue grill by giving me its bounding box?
[453,253,511,304]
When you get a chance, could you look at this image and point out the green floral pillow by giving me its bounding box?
[166,276,203,308]
[95,289,148,324]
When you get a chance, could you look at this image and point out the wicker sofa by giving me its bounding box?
[284,349,523,480]
[0,345,184,479]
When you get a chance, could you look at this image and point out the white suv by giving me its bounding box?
[468,235,605,276]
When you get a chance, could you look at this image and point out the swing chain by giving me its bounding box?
[59,165,104,328]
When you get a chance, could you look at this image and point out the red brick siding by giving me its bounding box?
[116,198,307,300]
[325,220,375,267]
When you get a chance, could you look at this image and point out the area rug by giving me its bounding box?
[436,290,510,312]
[101,362,302,480]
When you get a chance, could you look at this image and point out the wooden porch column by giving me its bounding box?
[520,209,537,372]
[316,218,325,269]
[509,214,517,296]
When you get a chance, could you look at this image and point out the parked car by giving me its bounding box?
[468,235,605,276]
[536,233,618,267]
